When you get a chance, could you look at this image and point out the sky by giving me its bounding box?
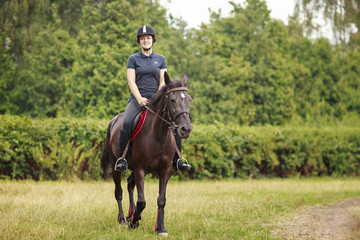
[159,0,296,29]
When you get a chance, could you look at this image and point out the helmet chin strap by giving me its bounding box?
[142,44,153,53]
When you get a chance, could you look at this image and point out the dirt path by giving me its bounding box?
[271,198,360,240]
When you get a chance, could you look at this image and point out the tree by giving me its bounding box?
[0,30,15,114]
[294,0,360,46]
[0,0,358,125]
[187,0,296,125]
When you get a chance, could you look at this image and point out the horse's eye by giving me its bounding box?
[171,99,176,103]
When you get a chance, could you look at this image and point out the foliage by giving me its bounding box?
[1,115,359,180]
[0,0,359,124]
[0,115,106,180]
[0,30,15,114]
[187,1,297,125]
[294,0,360,46]
[0,0,359,180]
[182,123,360,179]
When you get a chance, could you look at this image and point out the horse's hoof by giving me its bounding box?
[118,216,127,225]
[157,231,168,237]
[118,219,127,227]
[128,220,139,229]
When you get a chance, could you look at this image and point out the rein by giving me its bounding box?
[145,87,189,130]
[144,105,176,128]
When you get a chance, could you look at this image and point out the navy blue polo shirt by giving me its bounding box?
[127,50,167,101]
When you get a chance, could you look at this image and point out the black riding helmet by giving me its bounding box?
[137,25,156,44]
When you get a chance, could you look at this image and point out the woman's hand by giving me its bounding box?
[137,97,148,107]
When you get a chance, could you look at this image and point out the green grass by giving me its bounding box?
[1,178,359,239]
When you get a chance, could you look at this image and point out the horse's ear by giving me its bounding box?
[182,72,189,87]
[164,71,171,85]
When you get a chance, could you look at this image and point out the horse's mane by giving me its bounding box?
[148,79,183,109]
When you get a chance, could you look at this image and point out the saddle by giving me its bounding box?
[115,108,148,172]
[130,108,148,141]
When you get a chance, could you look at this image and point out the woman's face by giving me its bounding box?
[139,34,153,50]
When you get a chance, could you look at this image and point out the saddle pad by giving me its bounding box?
[131,108,148,141]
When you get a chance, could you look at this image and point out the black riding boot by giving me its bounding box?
[115,131,129,172]
[173,130,191,171]
[174,152,191,171]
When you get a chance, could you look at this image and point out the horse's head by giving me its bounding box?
[164,72,193,138]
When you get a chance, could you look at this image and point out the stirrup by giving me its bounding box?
[114,157,128,172]
[176,157,190,171]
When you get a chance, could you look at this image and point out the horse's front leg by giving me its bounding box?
[112,170,126,225]
[126,172,136,222]
[128,169,146,229]
[155,166,172,236]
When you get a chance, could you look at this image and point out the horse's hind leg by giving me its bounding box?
[126,172,136,221]
[112,170,126,225]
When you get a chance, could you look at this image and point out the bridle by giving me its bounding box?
[144,87,190,130]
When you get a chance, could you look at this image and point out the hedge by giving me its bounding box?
[183,124,360,179]
[0,115,107,180]
[1,115,359,180]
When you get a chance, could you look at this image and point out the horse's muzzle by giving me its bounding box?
[179,124,192,138]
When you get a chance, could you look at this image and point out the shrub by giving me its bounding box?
[1,115,359,180]
[182,124,360,179]
[0,115,106,180]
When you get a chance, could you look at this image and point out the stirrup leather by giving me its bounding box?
[115,140,131,172]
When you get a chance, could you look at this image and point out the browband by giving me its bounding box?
[166,87,188,94]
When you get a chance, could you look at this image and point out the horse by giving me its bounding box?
[101,72,192,236]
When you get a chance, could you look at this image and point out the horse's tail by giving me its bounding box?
[101,140,109,175]
[101,120,113,177]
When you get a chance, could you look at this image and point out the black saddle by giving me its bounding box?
[129,107,146,138]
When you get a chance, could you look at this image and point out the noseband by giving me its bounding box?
[145,87,190,129]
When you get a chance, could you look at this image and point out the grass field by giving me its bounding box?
[1,178,360,239]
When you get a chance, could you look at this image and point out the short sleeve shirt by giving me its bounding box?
[127,50,167,101]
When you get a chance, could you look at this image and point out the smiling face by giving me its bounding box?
[139,34,153,50]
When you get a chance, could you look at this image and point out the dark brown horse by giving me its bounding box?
[101,72,192,236]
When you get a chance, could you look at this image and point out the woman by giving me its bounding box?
[115,25,191,172]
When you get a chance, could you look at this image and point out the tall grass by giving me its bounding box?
[1,178,359,239]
